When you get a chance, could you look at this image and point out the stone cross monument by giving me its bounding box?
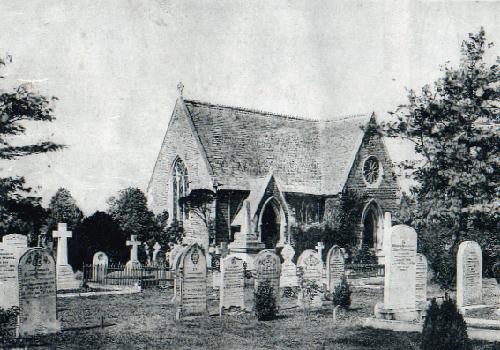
[152,242,161,264]
[126,235,142,269]
[315,242,325,264]
[52,223,80,290]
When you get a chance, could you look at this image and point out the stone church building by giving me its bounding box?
[147,92,408,265]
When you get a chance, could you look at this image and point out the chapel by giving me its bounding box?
[147,88,408,265]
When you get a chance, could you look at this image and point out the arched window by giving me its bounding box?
[172,158,189,223]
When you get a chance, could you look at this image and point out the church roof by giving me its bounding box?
[183,99,371,195]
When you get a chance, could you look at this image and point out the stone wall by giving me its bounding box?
[147,99,213,242]
[214,190,249,244]
[343,127,401,243]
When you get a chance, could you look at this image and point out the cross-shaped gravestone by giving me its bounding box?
[315,242,325,264]
[126,235,141,262]
[152,242,161,265]
[52,223,72,266]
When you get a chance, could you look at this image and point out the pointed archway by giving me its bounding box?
[361,200,383,249]
[259,197,285,249]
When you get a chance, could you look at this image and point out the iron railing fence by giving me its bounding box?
[82,264,173,288]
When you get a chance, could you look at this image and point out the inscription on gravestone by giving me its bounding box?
[18,248,59,336]
[326,245,345,292]
[384,225,417,310]
[297,249,323,307]
[178,244,207,319]
[457,241,482,308]
[0,234,28,309]
[220,255,245,313]
[415,254,428,309]
[280,244,298,288]
[254,250,281,309]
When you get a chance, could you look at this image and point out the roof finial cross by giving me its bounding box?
[177,81,184,98]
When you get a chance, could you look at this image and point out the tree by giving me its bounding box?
[0,54,64,245]
[0,177,47,246]
[107,188,156,245]
[47,188,84,231]
[152,210,184,255]
[182,189,215,244]
[69,211,128,268]
[380,29,499,287]
[0,55,63,159]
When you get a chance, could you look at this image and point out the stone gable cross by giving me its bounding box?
[126,235,141,262]
[52,223,72,266]
[177,82,184,97]
[315,242,325,263]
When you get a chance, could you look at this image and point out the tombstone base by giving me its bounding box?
[459,304,490,315]
[374,303,418,321]
[18,318,61,337]
[56,265,81,290]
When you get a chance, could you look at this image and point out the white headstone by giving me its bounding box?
[254,250,281,309]
[457,241,482,308]
[177,244,207,319]
[280,244,298,288]
[18,248,60,336]
[297,249,324,307]
[415,253,428,309]
[220,255,245,314]
[0,236,28,309]
[92,251,109,266]
[52,223,80,290]
[2,234,28,248]
[381,224,417,321]
[326,245,345,292]
[315,242,325,264]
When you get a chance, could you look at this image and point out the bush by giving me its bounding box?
[254,280,277,321]
[331,275,351,310]
[0,306,19,341]
[421,297,471,350]
[351,244,377,264]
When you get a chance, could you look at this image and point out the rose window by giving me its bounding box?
[363,156,381,184]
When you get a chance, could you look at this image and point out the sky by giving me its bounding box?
[0,0,498,214]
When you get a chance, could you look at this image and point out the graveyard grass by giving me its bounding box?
[24,287,496,350]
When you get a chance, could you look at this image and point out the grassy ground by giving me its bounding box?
[6,284,498,350]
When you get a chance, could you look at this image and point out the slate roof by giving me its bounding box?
[183,99,371,195]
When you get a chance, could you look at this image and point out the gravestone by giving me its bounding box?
[169,244,185,270]
[0,235,28,309]
[3,234,28,248]
[220,255,245,314]
[280,244,298,288]
[92,251,109,282]
[457,241,482,308]
[52,223,80,290]
[326,245,345,292]
[144,243,151,266]
[254,250,281,309]
[297,249,323,307]
[377,224,417,321]
[92,251,109,266]
[152,242,162,265]
[415,254,428,310]
[315,242,325,265]
[177,243,207,319]
[125,235,142,269]
[172,246,189,302]
[18,248,59,336]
